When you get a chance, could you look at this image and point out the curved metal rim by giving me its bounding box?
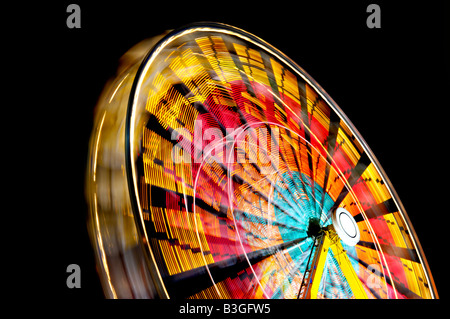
[124,21,438,299]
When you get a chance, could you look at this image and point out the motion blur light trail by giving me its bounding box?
[86,22,438,299]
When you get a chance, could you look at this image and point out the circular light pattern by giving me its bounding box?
[86,22,438,299]
[340,213,357,238]
[332,207,359,246]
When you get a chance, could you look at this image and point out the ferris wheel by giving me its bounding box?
[86,22,438,299]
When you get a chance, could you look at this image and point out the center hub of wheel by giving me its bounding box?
[306,217,322,238]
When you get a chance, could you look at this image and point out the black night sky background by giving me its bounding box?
[25,0,448,310]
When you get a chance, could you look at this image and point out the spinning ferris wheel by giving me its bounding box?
[86,22,438,299]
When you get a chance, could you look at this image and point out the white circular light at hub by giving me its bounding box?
[331,207,360,246]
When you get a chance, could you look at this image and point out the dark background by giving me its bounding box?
[31,0,447,305]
